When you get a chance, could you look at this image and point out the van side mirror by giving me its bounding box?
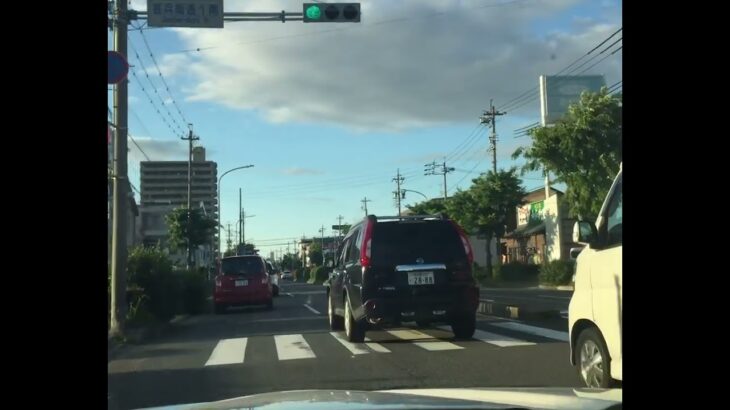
[570,247,584,260]
[573,221,598,246]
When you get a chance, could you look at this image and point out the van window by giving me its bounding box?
[347,227,361,264]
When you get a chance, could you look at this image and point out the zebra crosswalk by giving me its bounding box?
[204,321,568,367]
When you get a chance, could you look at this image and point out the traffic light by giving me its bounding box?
[303,3,361,23]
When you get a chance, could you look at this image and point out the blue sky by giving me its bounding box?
[109,0,622,256]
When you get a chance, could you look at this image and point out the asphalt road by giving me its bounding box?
[479,287,573,318]
[108,282,581,410]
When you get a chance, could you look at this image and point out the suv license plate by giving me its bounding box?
[408,271,434,285]
[235,280,248,287]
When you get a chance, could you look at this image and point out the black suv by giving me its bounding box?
[326,214,479,342]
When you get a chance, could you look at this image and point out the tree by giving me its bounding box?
[447,169,526,278]
[512,88,622,219]
[308,242,323,266]
[165,207,218,258]
[406,198,448,215]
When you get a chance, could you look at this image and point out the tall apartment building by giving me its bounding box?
[139,146,218,266]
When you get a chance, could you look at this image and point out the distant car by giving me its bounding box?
[266,261,280,297]
[326,214,478,342]
[214,255,274,314]
[281,271,293,281]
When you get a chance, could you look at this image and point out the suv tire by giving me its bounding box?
[575,327,618,388]
[344,294,365,342]
[328,292,344,330]
[451,314,476,339]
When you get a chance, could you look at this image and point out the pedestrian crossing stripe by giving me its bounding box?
[204,324,561,366]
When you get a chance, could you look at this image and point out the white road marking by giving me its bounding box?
[365,337,391,353]
[303,304,321,315]
[436,326,535,347]
[274,334,316,360]
[284,293,293,297]
[387,329,463,351]
[490,321,569,342]
[330,332,371,355]
[205,338,248,366]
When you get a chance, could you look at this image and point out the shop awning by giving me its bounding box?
[505,222,546,238]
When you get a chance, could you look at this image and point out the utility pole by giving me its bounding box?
[480,100,506,173]
[109,0,129,338]
[336,215,344,240]
[425,160,455,200]
[181,124,200,269]
[227,223,232,254]
[392,169,405,216]
[361,197,371,216]
[238,188,242,253]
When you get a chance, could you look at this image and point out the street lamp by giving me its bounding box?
[218,164,254,256]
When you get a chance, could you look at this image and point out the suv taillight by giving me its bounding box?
[261,276,269,285]
[450,220,474,266]
[360,219,375,267]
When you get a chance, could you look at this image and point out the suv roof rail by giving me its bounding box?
[369,214,448,222]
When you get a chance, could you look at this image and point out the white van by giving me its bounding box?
[568,166,622,388]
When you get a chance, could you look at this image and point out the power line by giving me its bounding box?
[128,132,151,161]
[137,27,190,126]
[499,27,623,112]
[128,69,182,139]
[128,38,186,136]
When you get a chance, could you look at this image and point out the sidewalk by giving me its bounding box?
[107,314,189,361]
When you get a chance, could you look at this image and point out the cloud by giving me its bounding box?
[159,0,620,131]
[280,167,324,176]
[127,136,188,161]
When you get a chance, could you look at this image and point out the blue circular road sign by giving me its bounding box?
[108,51,129,84]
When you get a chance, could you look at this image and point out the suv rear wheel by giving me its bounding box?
[328,292,344,330]
[451,313,476,339]
[344,294,365,342]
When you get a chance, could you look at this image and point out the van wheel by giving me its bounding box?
[344,295,365,342]
[575,328,618,388]
[273,285,279,297]
[451,314,476,339]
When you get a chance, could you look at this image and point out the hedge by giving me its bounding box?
[493,262,540,282]
[539,260,575,286]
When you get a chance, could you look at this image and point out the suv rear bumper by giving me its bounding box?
[362,286,479,325]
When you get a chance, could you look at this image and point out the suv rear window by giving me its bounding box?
[221,257,265,276]
[371,220,466,266]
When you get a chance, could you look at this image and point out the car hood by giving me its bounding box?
[138,387,622,410]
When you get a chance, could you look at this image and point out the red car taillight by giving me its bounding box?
[360,219,374,267]
[261,276,269,285]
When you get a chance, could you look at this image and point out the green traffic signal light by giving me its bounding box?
[305,5,322,20]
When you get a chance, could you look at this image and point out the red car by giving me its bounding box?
[214,255,273,314]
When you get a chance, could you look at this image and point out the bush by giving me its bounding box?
[472,262,489,282]
[299,267,312,282]
[177,269,209,315]
[539,260,575,286]
[308,266,330,284]
[127,246,178,322]
[494,262,539,282]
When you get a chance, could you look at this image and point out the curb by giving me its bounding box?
[108,315,189,360]
[477,299,562,321]
[538,284,574,291]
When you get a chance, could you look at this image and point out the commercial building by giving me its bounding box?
[139,146,218,267]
